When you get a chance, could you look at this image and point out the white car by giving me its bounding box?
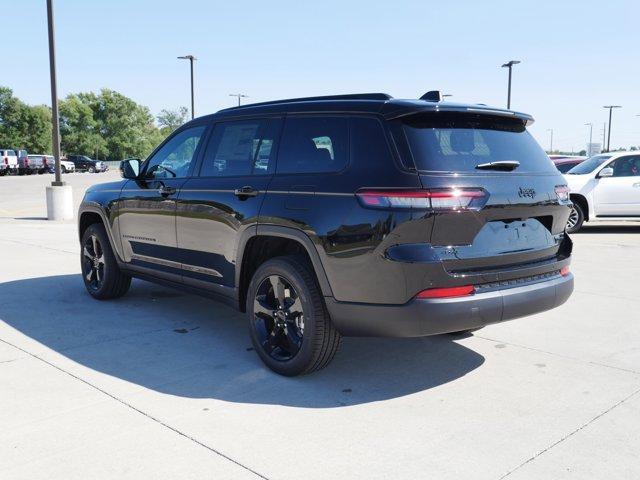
[564,152,640,232]
[0,149,18,175]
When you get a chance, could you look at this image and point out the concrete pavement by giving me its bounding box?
[1,172,639,479]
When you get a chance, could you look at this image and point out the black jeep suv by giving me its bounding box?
[78,92,573,376]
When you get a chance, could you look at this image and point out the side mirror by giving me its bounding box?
[598,167,614,178]
[120,158,141,179]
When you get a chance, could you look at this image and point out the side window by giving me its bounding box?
[200,120,277,177]
[276,116,348,174]
[144,125,205,179]
[610,156,640,177]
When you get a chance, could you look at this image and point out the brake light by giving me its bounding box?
[560,266,570,277]
[416,285,475,299]
[356,188,487,210]
[555,185,570,202]
[3,157,7,165]
[24,157,29,166]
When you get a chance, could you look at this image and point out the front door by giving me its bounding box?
[176,117,282,293]
[117,124,207,282]
[594,156,640,216]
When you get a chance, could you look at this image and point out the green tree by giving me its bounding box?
[60,95,107,158]
[157,106,189,135]
[0,87,52,153]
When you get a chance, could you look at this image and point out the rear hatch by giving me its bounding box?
[392,112,571,281]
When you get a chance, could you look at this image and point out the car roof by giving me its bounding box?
[191,93,535,125]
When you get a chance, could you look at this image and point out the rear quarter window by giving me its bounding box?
[395,113,556,174]
[276,116,348,174]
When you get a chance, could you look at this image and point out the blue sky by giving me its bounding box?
[3,0,639,151]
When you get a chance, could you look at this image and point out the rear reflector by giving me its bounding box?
[560,266,570,277]
[356,188,486,210]
[416,285,475,299]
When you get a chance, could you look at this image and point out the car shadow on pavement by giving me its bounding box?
[0,274,485,408]
[579,224,640,234]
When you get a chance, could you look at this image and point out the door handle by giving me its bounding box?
[158,185,177,197]
[234,186,259,198]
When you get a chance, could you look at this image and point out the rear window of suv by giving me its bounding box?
[394,113,556,173]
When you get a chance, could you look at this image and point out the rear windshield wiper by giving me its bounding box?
[475,160,520,171]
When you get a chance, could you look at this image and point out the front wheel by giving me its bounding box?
[566,203,585,233]
[81,223,131,300]
[88,166,95,173]
[247,255,342,376]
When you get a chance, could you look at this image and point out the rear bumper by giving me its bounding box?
[326,273,573,337]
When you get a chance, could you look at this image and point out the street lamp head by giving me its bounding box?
[501,60,521,68]
[177,55,196,61]
[603,105,622,109]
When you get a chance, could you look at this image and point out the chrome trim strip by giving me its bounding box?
[131,253,222,277]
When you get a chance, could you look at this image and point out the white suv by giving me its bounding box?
[0,149,18,175]
[564,152,640,232]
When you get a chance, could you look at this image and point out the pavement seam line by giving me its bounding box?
[498,385,640,479]
[476,335,640,375]
[0,337,270,480]
[0,237,77,255]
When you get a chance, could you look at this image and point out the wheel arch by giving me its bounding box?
[569,193,589,221]
[78,204,123,262]
[236,226,333,312]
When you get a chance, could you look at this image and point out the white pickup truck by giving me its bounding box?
[0,149,18,175]
[564,152,640,232]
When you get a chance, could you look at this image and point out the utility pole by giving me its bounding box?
[501,60,521,109]
[603,105,621,152]
[547,128,553,153]
[178,55,196,119]
[229,93,249,106]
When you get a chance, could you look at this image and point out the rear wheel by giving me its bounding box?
[246,255,341,376]
[566,203,584,233]
[81,223,131,300]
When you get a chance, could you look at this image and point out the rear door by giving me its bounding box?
[593,156,640,216]
[116,123,207,281]
[176,117,281,293]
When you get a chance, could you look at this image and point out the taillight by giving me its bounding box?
[356,188,487,210]
[3,157,7,165]
[555,185,570,202]
[560,266,570,277]
[24,157,29,166]
[416,285,475,299]
[42,156,47,166]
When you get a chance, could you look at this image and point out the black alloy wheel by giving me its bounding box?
[253,275,305,362]
[82,233,106,292]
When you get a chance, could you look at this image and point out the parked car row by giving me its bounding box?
[0,149,108,176]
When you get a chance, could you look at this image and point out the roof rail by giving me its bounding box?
[220,93,393,111]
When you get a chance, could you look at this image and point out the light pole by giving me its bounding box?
[46,0,62,187]
[501,60,521,109]
[603,105,621,152]
[547,128,554,153]
[229,93,249,106]
[585,123,593,153]
[177,55,196,119]
[44,0,72,220]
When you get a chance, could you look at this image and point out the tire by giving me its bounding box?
[81,223,131,300]
[566,202,585,233]
[88,166,95,173]
[61,165,67,174]
[246,255,342,376]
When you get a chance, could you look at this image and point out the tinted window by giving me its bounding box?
[144,125,205,179]
[350,117,395,173]
[556,162,580,173]
[277,116,348,174]
[396,113,556,173]
[566,154,612,174]
[200,119,279,177]
[609,156,640,177]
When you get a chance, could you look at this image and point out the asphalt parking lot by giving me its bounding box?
[1,172,639,479]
